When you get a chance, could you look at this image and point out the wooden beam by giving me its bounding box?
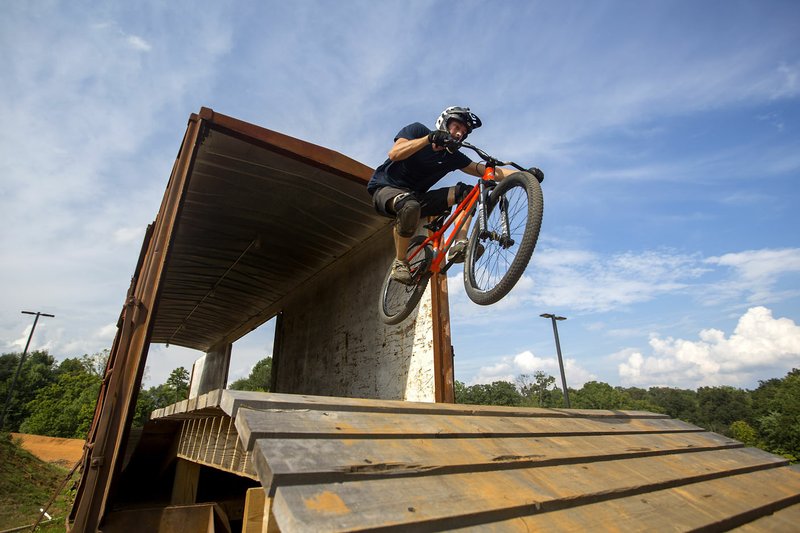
[242,487,265,533]
[176,415,257,480]
[250,431,741,491]
[430,271,454,403]
[269,448,790,531]
[171,459,200,505]
[235,405,701,449]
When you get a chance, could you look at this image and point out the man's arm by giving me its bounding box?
[461,162,519,180]
[388,136,429,161]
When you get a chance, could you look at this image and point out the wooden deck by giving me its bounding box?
[152,390,800,531]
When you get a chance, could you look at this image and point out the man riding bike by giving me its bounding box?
[367,106,539,284]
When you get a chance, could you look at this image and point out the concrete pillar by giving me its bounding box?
[189,342,231,398]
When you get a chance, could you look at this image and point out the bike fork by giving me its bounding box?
[477,180,490,239]
[499,195,513,248]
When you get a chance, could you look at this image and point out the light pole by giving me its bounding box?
[540,313,570,408]
[0,311,55,430]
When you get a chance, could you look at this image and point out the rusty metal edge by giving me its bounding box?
[197,107,374,184]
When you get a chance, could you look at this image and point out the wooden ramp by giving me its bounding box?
[152,390,800,531]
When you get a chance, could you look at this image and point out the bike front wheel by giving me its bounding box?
[464,172,543,305]
[379,235,434,325]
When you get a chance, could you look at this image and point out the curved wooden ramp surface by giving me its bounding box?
[154,390,800,531]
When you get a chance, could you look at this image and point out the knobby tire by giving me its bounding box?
[379,235,433,325]
[464,172,543,305]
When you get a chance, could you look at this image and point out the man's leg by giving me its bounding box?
[443,183,482,263]
[394,228,410,261]
[389,192,421,284]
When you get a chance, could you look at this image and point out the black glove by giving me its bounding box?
[427,130,453,148]
[454,182,472,203]
[527,167,544,183]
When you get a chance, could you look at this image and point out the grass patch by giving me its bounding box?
[0,432,78,531]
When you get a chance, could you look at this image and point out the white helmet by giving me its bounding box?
[435,106,482,138]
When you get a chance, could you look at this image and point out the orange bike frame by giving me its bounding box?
[408,165,497,274]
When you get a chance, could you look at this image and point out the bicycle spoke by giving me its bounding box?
[379,235,434,324]
[470,184,530,293]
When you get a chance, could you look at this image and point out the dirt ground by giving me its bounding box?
[11,433,84,467]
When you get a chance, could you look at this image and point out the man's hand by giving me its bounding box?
[428,130,453,148]
[527,167,544,183]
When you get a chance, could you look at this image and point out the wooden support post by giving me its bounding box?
[171,458,200,505]
[242,487,266,533]
[430,270,455,403]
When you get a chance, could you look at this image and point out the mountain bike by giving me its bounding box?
[378,141,544,325]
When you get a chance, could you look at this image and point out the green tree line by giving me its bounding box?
[0,350,273,439]
[456,368,800,461]
[3,350,795,462]
[0,350,189,438]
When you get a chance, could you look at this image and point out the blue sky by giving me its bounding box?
[1,1,798,391]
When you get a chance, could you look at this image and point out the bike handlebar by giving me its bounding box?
[457,141,528,172]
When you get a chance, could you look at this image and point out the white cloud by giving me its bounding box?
[126,35,152,52]
[705,248,800,305]
[472,349,596,389]
[618,306,800,388]
[709,248,800,282]
[449,246,800,325]
[113,226,145,244]
[0,5,234,366]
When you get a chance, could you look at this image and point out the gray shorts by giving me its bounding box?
[371,186,450,218]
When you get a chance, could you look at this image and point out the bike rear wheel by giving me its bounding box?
[464,172,543,305]
[379,235,434,325]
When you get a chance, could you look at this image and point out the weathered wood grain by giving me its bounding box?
[219,389,668,420]
[250,431,741,491]
[450,466,800,532]
[733,500,800,532]
[175,414,257,480]
[269,447,787,531]
[235,406,700,449]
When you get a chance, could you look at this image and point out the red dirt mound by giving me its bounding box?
[11,433,84,467]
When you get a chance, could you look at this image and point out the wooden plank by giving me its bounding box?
[171,458,200,505]
[235,407,700,449]
[103,503,230,533]
[262,494,281,533]
[251,432,741,491]
[269,448,787,532]
[175,414,258,480]
[242,487,266,533]
[213,417,231,465]
[219,389,668,420]
[733,501,800,532]
[449,466,800,532]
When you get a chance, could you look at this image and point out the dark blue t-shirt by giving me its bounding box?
[367,122,472,195]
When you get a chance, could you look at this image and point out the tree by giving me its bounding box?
[0,351,58,432]
[132,366,191,428]
[166,367,190,400]
[752,369,800,460]
[455,380,522,406]
[697,386,751,435]
[516,372,559,407]
[730,420,759,447]
[230,357,272,392]
[646,387,698,423]
[19,358,102,438]
[572,381,631,410]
